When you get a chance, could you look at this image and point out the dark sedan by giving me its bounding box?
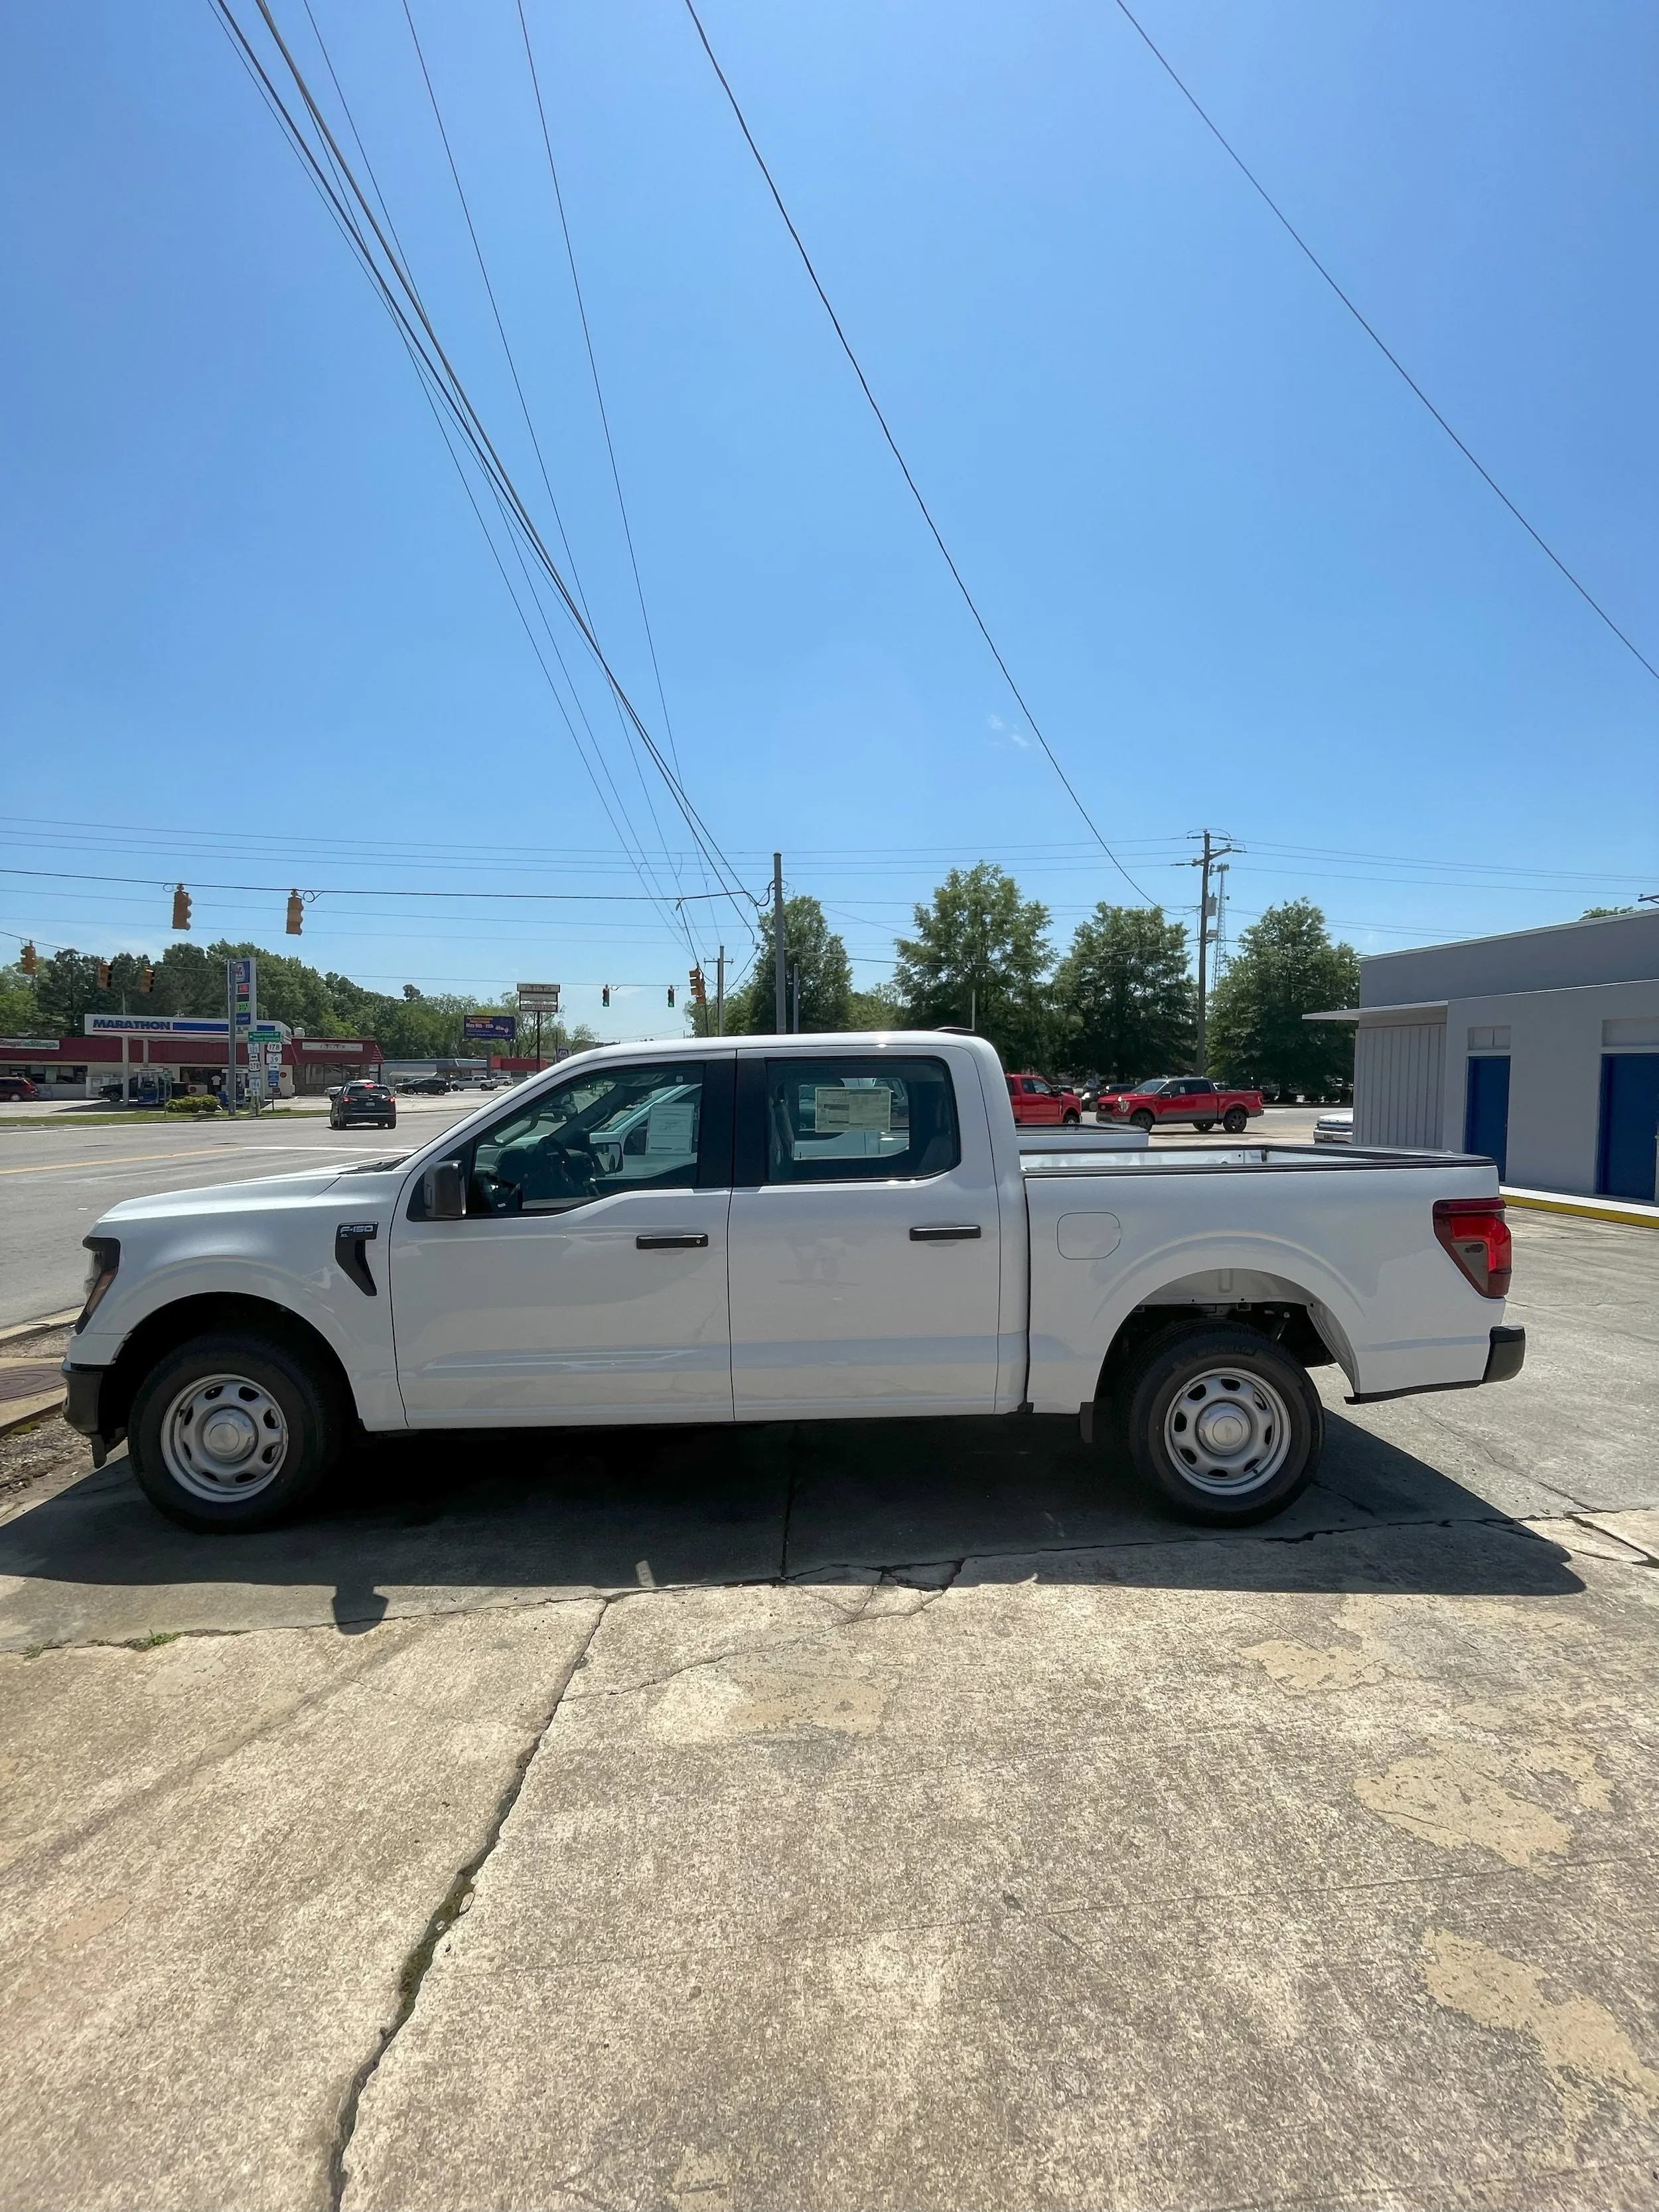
[329,1081,397,1130]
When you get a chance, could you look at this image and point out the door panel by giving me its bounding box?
[390,1056,734,1425]
[1464,1055,1512,1181]
[728,1051,1002,1417]
[1597,1054,1659,1203]
[392,1187,732,1423]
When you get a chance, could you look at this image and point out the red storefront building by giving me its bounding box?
[0,1019,383,1101]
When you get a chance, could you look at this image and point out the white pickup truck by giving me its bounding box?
[64,1031,1523,1534]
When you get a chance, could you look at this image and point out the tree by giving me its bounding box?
[0,962,40,1037]
[893,863,1053,1067]
[1052,905,1194,1078]
[719,897,853,1035]
[1206,900,1360,1099]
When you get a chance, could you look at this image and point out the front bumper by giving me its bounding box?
[1348,1325,1526,1406]
[61,1363,121,1467]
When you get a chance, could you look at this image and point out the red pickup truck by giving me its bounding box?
[1004,1072,1084,1128]
[1102,1076,1263,1134]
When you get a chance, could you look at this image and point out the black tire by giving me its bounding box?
[1062,1110,1080,1128]
[127,1331,343,1534]
[1192,1119,1216,1134]
[1222,1106,1248,1134]
[1131,1108,1155,1132]
[1122,1324,1322,1526]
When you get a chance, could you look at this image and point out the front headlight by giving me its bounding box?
[76,1237,121,1332]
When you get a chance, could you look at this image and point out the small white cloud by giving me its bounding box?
[1008,729,1031,751]
[987,714,1003,731]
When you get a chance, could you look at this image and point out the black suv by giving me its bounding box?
[329,1081,397,1130]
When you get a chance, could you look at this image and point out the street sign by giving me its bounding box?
[516,983,560,1013]
[464,1013,518,1042]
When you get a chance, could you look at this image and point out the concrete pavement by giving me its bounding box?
[0,1212,1656,2209]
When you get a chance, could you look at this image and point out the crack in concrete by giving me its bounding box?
[326,1597,612,2212]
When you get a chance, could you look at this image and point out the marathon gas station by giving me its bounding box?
[0,1015,384,1102]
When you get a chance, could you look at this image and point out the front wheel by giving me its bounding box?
[1123,1325,1323,1526]
[1130,1108,1155,1132]
[127,1332,343,1533]
[1062,1110,1080,1128]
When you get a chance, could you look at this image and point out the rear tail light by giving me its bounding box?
[1433,1198,1512,1299]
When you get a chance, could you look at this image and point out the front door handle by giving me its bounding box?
[909,1224,983,1242]
[636,1232,709,1250]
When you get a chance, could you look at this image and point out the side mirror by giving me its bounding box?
[422,1160,467,1220]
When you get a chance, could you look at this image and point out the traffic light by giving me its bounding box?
[601,984,611,1008]
[689,966,707,1007]
[667,984,676,1008]
[20,941,37,976]
[96,962,113,990]
[171,883,192,931]
[138,964,155,994]
[285,890,303,936]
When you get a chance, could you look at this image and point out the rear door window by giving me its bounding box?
[762,1057,960,1185]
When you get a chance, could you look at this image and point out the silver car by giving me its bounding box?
[1314,1108,1353,1145]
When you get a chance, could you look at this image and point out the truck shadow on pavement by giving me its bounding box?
[0,1407,1581,1650]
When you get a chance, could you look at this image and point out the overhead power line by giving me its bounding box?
[1111,0,1659,689]
[0,864,742,903]
[679,0,1153,903]
[212,0,762,951]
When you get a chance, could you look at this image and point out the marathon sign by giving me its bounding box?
[85,1014,232,1037]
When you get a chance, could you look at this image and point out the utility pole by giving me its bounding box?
[790,966,800,1033]
[1186,830,1240,1074]
[772,851,787,1035]
[715,946,726,1037]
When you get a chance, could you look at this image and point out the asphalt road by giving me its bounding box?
[0,1098,475,1327]
[1,1211,1657,2207]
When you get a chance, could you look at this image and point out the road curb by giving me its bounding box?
[1503,1188,1659,1230]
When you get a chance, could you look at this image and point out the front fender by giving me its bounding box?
[72,1209,404,1428]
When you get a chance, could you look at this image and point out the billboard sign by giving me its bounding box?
[463,1013,518,1042]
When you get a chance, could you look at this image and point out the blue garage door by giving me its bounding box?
[1597,1055,1659,1203]
[1463,1055,1510,1179]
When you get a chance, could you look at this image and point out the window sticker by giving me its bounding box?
[813,1085,893,1134]
[646,1102,697,1153]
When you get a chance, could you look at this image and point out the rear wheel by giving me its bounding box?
[1123,1325,1322,1525]
[1062,1110,1080,1128]
[1131,1108,1155,1132]
[1222,1106,1249,1134]
[128,1332,343,1533]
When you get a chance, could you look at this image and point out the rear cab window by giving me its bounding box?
[760,1057,960,1184]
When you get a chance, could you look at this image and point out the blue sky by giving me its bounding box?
[2,0,1654,1039]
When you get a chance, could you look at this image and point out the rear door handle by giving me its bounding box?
[909,1224,982,1242]
[636,1232,709,1250]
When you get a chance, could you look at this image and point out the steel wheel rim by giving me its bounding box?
[1163,1368,1292,1495]
[160,1372,290,1503]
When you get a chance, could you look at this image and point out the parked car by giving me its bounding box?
[1314,1108,1354,1146]
[329,1081,397,1131]
[1104,1076,1263,1134]
[66,1030,1522,1538]
[1005,1072,1083,1128]
[0,1075,40,1101]
[400,1075,452,1096]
